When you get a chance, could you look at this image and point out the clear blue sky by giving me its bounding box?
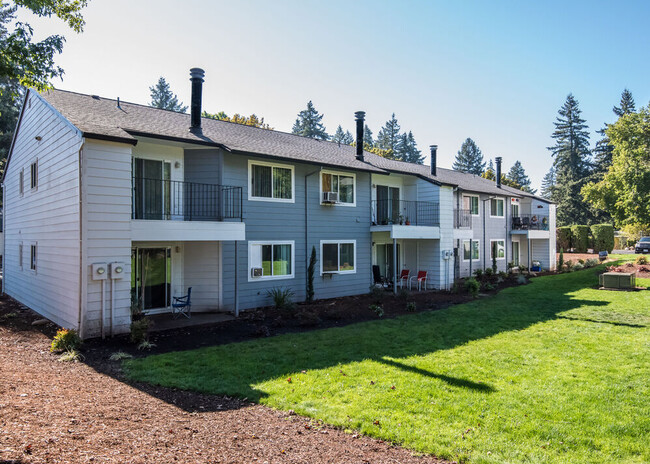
[16,0,650,191]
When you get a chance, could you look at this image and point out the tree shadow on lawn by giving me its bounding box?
[119,269,612,412]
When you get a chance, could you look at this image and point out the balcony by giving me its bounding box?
[454,209,472,228]
[511,214,550,239]
[131,177,245,242]
[371,200,440,240]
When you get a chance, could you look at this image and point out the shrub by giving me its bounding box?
[558,248,564,269]
[50,329,82,353]
[517,274,528,285]
[482,282,495,291]
[130,318,151,344]
[58,349,83,362]
[484,267,494,277]
[572,262,584,271]
[557,227,572,251]
[474,268,483,278]
[406,301,417,312]
[578,259,585,265]
[465,277,480,298]
[369,285,384,303]
[584,258,599,268]
[564,259,574,272]
[306,246,316,304]
[397,287,409,302]
[571,225,590,252]
[369,304,384,318]
[591,224,615,253]
[137,340,157,351]
[636,255,648,265]
[267,288,295,311]
[109,351,133,361]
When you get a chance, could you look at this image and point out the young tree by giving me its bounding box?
[613,88,636,117]
[506,160,536,193]
[376,113,401,158]
[453,138,486,174]
[332,125,353,145]
[202,110,229,120]
[0,1,89,91]
[540,167,556,199]
[547,94,595,225]
[292,100,329,140]
[582,104,650,231]
[396,131,424,164]
[149,77,187,112]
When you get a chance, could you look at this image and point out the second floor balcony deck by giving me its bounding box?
[371,200,440,239]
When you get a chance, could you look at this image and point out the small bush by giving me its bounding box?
[406,302,416,312]
[564,259,574,272]
[584,258,599,268]
[130,318,151,344]
[572,262,584,271]
[474,269,483,278]
[58,349,83,362]
[482,282,495,291]
[267,288,295,311]
[636,255,648,265]
[517,274,528,285]
[465,277,480,298]
[369,285,385,303]
[591,224,615,253]
[557,227,572,251]
[109,351,133,361]
[498,271,507,279]
[558,248,564,269]
[369,304,384,318]
[137,340,157,351]
[571,225,590,252]
[518,265,526,273]
[484,267,494,277]
[50,329,82,353]
[397,287,409,302]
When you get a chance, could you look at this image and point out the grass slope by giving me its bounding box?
[126,263,650,463]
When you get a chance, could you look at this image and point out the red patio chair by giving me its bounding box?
[409,271,428,291]
[398,269,410,288]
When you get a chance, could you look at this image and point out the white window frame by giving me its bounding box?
[462,239,480,262]
[463,194,479,216]
[320,240,357,275]
[490,239,506,260]
[320,170,356,207]
[18,243,23,270]
[19,168,24,196]
[29,242,37,273]
[248,240,295,282]
[30,159,38,191]
[248,160,295,203]
[490,198,505,218]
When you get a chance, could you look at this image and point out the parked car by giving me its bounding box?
[635,237,650,254]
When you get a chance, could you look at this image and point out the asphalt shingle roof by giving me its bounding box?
[39,89,551,202]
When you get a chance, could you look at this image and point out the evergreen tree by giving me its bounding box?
[292,100,329,140]
[363,124,374,149]
[396,131,424,164]
[547,94,595,225]
[453,138,486,174]
[0,79,21,204]
[540,167,556,199]
[481,159,521,189]
[376,113,401,158]
[613,88,636,117]
[506,160,536,193]
[332,125,353,145]
[149,77,187,112]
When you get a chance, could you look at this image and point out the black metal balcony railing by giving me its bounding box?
[372,200,439,227]
[132,177,242,221]
[511,214,549,231]
[454,209,472,228]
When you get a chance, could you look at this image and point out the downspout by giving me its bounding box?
[234,241,239,316]
[482,199,486,271]
[77,139,85,337]
[305,168,322,299]
[505,197,509,270]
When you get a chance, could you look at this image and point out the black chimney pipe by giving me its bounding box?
[189,68,205,133]
[495,156,502,188]
[355,111,365,161]
[430,145,438,176]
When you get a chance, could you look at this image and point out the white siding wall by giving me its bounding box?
[83,140,133,337]
[3,92,82,330]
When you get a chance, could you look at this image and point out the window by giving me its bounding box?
[463,195,479,215]
[248,161,294,202]
[30,244,37,271]
[19,169,24,196]
[30,161,38,190]
[490,198,504,217]
[18,243,23,269]
[462,240,479,261]
[511,203,519,218]
[321,240,356,274]
[491,240,505,260]
[321,171,355,205]
[249,241,294,281]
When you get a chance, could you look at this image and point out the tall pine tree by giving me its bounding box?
[540,167,556,199]
[452,138,486,174]
[547,94,594,225]
[613,88,636,117]
[396,131,424,164]
[376,113,401,158]
[594,89,637,175]
[363,125,374,149]
[506,160,536,193]
[332,125,354,145]
[292,101,329,140]
[149,77,187,112]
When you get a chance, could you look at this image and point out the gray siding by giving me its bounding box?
[184,149,221,184]
[220,153,372,311]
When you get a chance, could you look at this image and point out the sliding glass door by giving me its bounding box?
[131,247,172,311]
[133,158,172,220]
[375,243,400,281]
[376,185,400,224]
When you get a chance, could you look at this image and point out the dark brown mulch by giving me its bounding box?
[0,296,454,464]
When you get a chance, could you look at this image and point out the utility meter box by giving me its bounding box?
[91,263,108,281]
[109,262,125,279]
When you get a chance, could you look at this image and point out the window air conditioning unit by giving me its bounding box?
[322,191,338,203]
[251,268,263,277]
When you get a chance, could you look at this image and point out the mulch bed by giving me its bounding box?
[605,261,650,279]
[0,296,453,464]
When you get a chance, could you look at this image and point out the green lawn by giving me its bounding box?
[125,259,650,463]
